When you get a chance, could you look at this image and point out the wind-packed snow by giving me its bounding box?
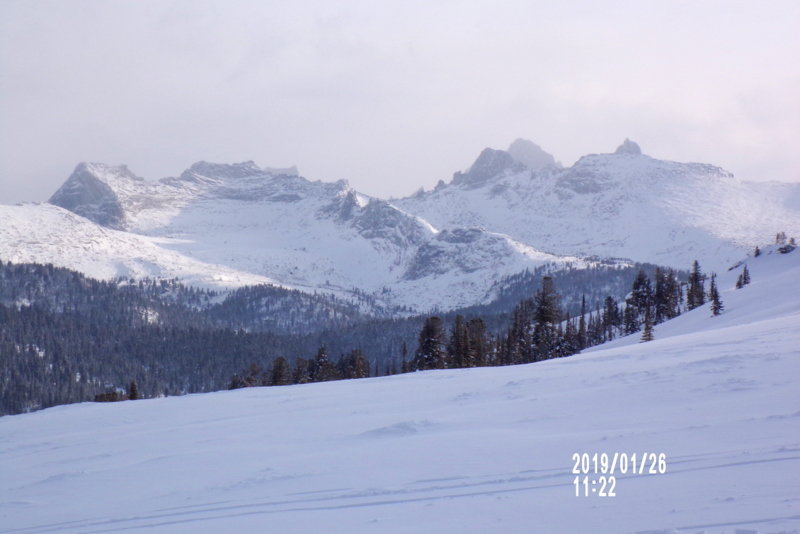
[2,250,798,533]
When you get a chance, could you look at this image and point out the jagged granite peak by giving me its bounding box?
[614,138,642,155]
[507,138,558,170]
[180,161,298,182]
[48,162,136,229]
[320,188,366,221]
[452,148,526,188]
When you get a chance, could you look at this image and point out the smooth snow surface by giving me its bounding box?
[1,251,798,533]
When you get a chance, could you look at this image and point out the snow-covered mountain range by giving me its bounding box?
[1,139,798,312]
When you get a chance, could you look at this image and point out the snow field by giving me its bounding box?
[1,252,798,533]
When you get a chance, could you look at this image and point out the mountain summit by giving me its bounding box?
[614,138,642,155]
[507,138,558,169]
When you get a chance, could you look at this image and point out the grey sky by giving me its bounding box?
[1,0,798,203]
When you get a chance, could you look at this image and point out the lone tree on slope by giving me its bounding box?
[709,273,724,316]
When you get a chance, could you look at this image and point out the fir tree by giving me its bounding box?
[623,303,639,335]
[709,273,724,316]
[736,265,751,289]
[630,270,654,316]
[293,357,311,384]
[577,295,587,350]
[466,318,488,367]
[310,347,339,382]
[654,268,680,323]
[532,277,562,360]
[270,356,292,386]
[640,307,654,342]
[601,296,619,341]
[687,260,705,310]
[128,380,139,400]
[447,315,469,368]
[412,316,447,370]
[337,349,370,379]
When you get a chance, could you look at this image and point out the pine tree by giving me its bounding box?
[654,268,680,323]
[412,316,447,370]
[447,315,469,368]
[631,270,653,312]
[128,380,139,400]
[687,260,705,310]
[466,318,488,367]
[736,265,751,289]
[709,273,724,316]
[310,347,339,382]
[532,277,562,360]
[270,356,292,386]
[577,295,587,350]
[602,296,620,341]
[623,303,639,335]
[640,307,654,342]
[337,349,370,379]
[293,357,311,384]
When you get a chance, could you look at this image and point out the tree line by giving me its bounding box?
[230,257,740,392]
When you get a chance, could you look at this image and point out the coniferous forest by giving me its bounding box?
[0,257,726,416]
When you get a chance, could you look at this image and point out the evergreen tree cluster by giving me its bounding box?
[0,299,324,415]
[0,257,717,416]
[228,347,371,389]
[735,265,751,289]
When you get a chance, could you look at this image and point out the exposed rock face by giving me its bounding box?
[49,163,129,229]
[507,138,558,170]
[452,148,525,188]
[615,138,642,155]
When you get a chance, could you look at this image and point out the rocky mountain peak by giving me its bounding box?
[507,138,558,170]
[452,148,525,188]
[614,138,642,155]
[48,162,131,229]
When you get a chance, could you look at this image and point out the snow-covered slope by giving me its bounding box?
[398,139,800,271]
[1,250,798,534]
[0,203,275,287]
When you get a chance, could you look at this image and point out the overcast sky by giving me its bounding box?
[1,0,798,203]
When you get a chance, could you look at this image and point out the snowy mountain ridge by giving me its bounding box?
[398,139,800,270]
[3,140,799,312]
